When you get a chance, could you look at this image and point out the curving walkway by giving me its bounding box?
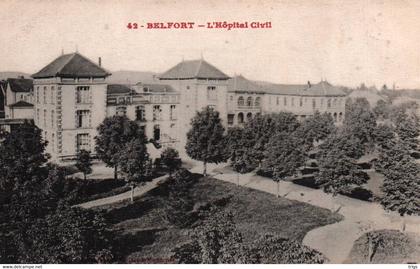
[202,163,420,263]
[78,174,168,209]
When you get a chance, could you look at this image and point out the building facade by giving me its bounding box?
[0,78,34,132]
[32,53,110,161]
[31,53,347,162]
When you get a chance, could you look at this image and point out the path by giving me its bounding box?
[201,163,420,263]
[78,174,168,209]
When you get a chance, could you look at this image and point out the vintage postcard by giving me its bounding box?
[0,0,419,266]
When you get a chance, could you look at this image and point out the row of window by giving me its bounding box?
[36,86,56,104]
[268,96,342,109]
[115,105,177,121]
[35,86,90,105]
[236,96,262,107]
[36,108,55,128]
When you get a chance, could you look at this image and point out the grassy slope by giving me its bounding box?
[99,176,343,263]
[346,229,420,264]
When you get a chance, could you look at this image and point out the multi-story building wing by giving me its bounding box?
[159,59,231,152]
[228,76,347,126]
[32,52,111,161]
[106,83,179,148]
[0,78,34,132]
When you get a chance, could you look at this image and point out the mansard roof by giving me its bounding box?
[9,100,33,108]
[159,59,230,80]
[300,81,346,96]
[7,78,33,92]
[141,83,176,93]
[107,84,132,95]
[228,77,346,97]
[227,75,265,93]
[32,52,111,79]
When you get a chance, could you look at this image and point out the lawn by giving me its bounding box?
[346,229,420,264]
[98,175,343,263]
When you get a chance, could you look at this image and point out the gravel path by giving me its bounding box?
[208,166,420,263]
[78,174,168,209]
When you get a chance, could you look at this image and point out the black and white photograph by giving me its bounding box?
[0,0,419,266]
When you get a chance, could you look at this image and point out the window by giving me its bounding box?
[76,110,91,128]
[207,86,217,101]
[153,105,161,121]
[284,97,287,106]
[51,110,55,128]
[246,112,252,121]
[237,96,244,106]
[51,133,55,153]
[299,98,303,107]
[255,97,261,107]
[43,109,47,127]
[246,97,253,107]
[76,133,90,151]
[227,114,234,125]
[51,86,55,104]
[43,87,47,104]
[135,105,145,121]
[238,112,244,124]
[116,106,126,117]
[321,99,324,107]
[312,99,316,109]
[276,97,279,105]
[125,97,131,104]
[333,99,337,107]
[117,97,125,104]
[36,87,40,104]
[170,105,176,120]
[76,86,90,104]
[327,99,331,108]
[36,109,40,124]
[291,97,294,106]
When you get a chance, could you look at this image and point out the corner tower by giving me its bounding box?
[159,59,230,156]
[32,52,111,162]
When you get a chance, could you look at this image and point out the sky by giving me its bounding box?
[1,0,420,89]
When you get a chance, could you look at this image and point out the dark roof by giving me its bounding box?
[300,81,346,96]
[159,59,230,80]
[32,52,111,79]
[107,84,132,94]
[7,78,33,93]
[141,83,176,93]
[227,75,265,93]
[9,100,33,108]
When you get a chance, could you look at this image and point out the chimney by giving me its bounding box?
[98,57,102,67]
[307,81,311,88]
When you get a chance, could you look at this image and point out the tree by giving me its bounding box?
[262,132,307,197]
[118,138,150,203]
[186,107,227,176]
[244,113,300,168]
[294,112,335,149]
[160,147,181,177]
[172,210,243,264]
[245,234,325,263]
[344,98,377,151]
[75,150,92,180]
[0,121,49,192]
[95,115,142,180]
[16,206,115,263]
[373,99,391,120]
[316,132,368,195]
[392,107,419,149]
[378,141,420,223]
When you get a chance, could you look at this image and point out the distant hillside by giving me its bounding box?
[107,70,159,84]
[0,71,31,80]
